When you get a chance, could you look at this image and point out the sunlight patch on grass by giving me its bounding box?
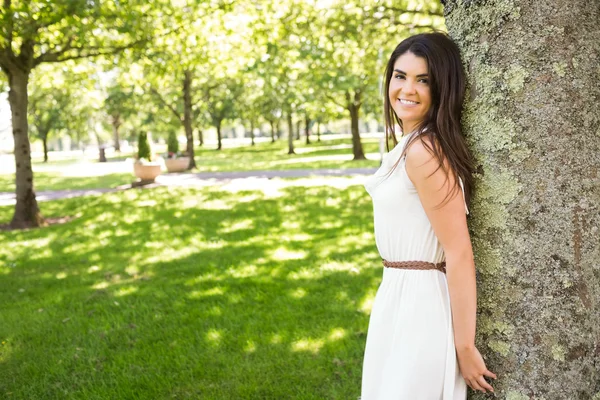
[359,289,378,315]
[206,329,222,347]
[320,261,360,274]
[244,340,257,353]
[287,268,322,281]
[227,264,260,279]
[203,198,233,210]
[93,281,109,290]
[186,273,224,285]
[271,247,307,261]
[188,287,225,299]
[146,246,197,265]
[291,338,324,354]
[137,199,157,207]
[281,220,300,230]
[328,328,347,341]
[207,306,222,316]
[221,218,254,233]
[87,265,101,274]
[289,288,307,299]
[114,286,138,297]
[270,333,282,344]
[55,272,68,280]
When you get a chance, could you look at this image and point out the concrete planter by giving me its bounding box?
[133,161,162,182]
[165,157,190,173]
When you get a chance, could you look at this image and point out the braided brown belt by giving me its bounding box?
[382,259,446,274]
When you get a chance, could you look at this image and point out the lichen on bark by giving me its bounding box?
[444,0,600,398]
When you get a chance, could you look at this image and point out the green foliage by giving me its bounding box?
[137,131,151,161]
[167,130,179,155]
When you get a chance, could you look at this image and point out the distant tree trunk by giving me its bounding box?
[6,67,44,228]
[287,111,295,155]
[111,114,121,152]
[216,120,223,150]
[250,120,255,146]
[197,128,204,146]
[445,1,600,398]
[269,120,275,143]
[295,119,301,140]
[276,120,282,139]
[305,115,311,145]
[41,132,49,163]
[183,69,196,169]
[347,90,365,160]
[317,121,321,142]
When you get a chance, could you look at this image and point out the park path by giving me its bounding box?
[0,167,377,206]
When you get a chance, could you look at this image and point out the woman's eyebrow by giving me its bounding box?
[393,69,428,78]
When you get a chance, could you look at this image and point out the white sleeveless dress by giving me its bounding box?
[361,132,468,400]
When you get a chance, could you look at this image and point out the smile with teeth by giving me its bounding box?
[398,99,419,105]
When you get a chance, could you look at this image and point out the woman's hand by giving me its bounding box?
[456,346,497,393]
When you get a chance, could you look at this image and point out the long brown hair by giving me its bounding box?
[383,32,474,209]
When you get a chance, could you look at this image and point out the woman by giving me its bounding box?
[362,32,496,399]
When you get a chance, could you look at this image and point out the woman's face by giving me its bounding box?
[388,51,432,133]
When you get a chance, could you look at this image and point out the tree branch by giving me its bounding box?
[149,87,182,121]
[33,37,149,67]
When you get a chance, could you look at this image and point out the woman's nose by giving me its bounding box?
[401,79,416,94]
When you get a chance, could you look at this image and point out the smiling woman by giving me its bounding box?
[360,32,496,399]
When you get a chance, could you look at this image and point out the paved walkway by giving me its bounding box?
[0,167,377,206]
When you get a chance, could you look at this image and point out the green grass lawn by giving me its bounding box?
[0,183,382,399]
[0,136,382,193]
[193,137,381,172]
[0,172,132,193]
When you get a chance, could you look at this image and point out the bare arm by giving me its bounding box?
[405,138,496,393]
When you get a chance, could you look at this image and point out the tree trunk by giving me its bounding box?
[348,91,365,160]
[295,119,301,140]
[317,121,321,142]
[216,120,222,151]
[269,120,275,143]
[112,115,121,152]
[183,69,196,169]
[444,1,600,398]
[197,128,203,146]
[276,120,282,139]
[287,112,295,155]
[42,133,48,163]
[250,120,255,146]
[6,68,44,228]
[305,115,311,145]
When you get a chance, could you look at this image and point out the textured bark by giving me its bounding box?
[183,70,196,169]
[444,1,600,399]
[347,90,365,160]
[7,68,44,228]
[287,112,295,155]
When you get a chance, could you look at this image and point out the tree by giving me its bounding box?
[443,1,600,398]
[202,78,243,150]
[28,69,72,162]
[0,0,154,228]
[104,83,136,153]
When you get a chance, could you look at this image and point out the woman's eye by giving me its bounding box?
[394,74,405,80]
[418,79,429,84]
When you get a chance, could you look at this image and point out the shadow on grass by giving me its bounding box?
[0,184,382,399]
